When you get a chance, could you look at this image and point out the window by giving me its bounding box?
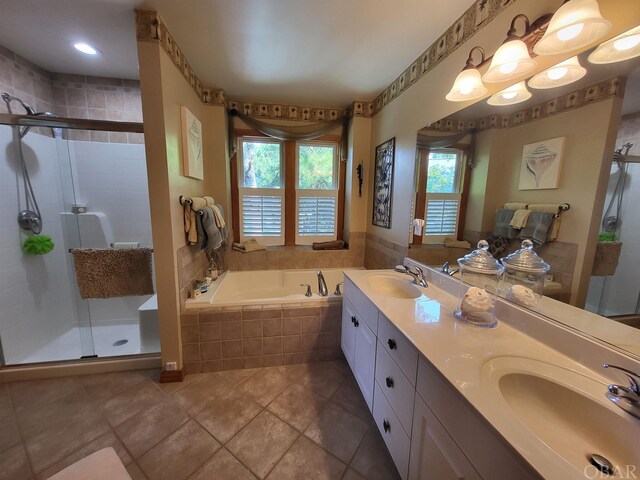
[236,137,340,247]
[424,149,463,243]
[296,143,338,245]
[238,139,284,245]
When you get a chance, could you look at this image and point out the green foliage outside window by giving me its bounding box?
[298,145,335,189]
[426,151,459,193]
[243,141,281,188]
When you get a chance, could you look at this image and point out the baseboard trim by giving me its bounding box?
[160,369,185,383]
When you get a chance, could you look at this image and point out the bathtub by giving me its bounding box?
[185,268,362,308]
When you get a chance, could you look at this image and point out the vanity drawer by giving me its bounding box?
[378,313,418,385]
[373,382,410,480]
[344,277,379,334]
[375,343,415,436]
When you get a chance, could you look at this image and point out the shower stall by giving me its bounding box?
[0,97,159,366]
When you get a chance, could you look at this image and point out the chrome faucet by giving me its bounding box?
[440,261,459,276]
[334,282,344,296]
[395,264,428,288]
[604,363,640,420]
[317,270,328,296]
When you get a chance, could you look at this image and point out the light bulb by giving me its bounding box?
[614,34,640,51]
[547,66,568,80]
[499,62,518,74]
[556,23,584,41]
[501,92,518,100]
[459,81,474,95]
[73,42,98,55]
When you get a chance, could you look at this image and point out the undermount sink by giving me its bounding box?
[366,273,422,299]
[482,357,639,476]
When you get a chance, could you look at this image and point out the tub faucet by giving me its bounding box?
[604,364,640,420]
[317,270,328,296]
[395,264,428,288]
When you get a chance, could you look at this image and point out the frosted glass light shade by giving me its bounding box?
[528,56,586,89]
[487,82,532,106]
[483,40,536,83]
[588,25,640,64]
[533,0,611,56]
[446,68,488,101]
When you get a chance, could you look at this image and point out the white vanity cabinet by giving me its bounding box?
[342,279,378,410]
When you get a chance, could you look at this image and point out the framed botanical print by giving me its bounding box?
[372,137,395,228]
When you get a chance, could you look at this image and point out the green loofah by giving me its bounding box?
[598,231,616,242]
[22,235,55,255]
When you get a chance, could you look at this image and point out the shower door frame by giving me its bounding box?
[0,113,143,133]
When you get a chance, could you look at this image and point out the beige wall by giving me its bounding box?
[345,116,372,241]
[138,41,228,370]
[366,0,640,250]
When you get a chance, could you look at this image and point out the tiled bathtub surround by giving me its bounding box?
[0,44,142,143]
[180,302,343,374]
[364,232,408,270]
[226,232,365,271]
[177,244,209,307]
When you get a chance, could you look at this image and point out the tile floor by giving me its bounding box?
[0,360,401,480]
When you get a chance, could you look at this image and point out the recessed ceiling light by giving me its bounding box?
[73,42,100,55]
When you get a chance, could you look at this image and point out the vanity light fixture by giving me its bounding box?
[482,15,537,84]
[73,42,100,55]
[533,0,611,56]
[487,81,532,106]
[446,47,488,102]
[588,25,640,64]
[528,56,586,89]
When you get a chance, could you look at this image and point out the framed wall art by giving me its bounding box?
[180,106,204,180]
[518,136,565,190]
[372,137,395,228]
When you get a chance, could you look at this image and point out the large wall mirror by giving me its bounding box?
[409,17,640,359]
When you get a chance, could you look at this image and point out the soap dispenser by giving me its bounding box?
[499,239,550,311]
[454,240,503,328]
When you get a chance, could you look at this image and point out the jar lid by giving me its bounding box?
[457,240,504,274]
[501,240,550,273]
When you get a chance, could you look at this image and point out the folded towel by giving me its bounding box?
[520,211,554,246]
[504,202,528,211]
[548,216,561,241]
[494,209,517,238]
[204,196,215,206]
[528,204,561,214]
[443,237,471,249]
[183,203,198,245]
[510,209,532,229]
[196,211,207,249]
[312,240,345,250]
[71,248,154,299]
[189,197,208,212]
[211,204,226,229]
[232,239,267,253]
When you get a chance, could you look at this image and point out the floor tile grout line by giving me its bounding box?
[4,380,37,479]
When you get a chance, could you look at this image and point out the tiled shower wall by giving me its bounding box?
[0,44,142,143]
[179,302,342,374]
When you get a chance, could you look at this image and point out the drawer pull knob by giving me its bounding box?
[351,316,356,325]
[354,318,359,327]
[385,376,394,388]
[387,339,397,350]
[383,419,391,433]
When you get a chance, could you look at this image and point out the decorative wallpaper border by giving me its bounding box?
[423,77,626,133]
[135,10,225,106]
[227,100,345,121]
[372,0,520,116]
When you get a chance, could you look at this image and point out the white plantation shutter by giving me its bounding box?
[296,190,338,244]
[239,188,284,245]
[424,193,461,243]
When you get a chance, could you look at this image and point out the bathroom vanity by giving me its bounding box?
[342,261,640,480]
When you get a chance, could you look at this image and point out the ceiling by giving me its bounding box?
[0,0,476,107]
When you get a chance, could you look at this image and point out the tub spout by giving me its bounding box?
[317,270,328,297]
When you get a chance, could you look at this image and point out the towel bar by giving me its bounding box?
[179,195,206,215]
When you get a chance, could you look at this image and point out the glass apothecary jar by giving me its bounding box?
[454,240,503,328]
[499,239,550,311]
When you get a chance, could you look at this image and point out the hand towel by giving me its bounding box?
[494,209,517,238]
[312,240,345,250]
[190,197,208,211]
[510,209,532,229]
[183,203,198,245]
[201,207,223,251]
[211,204,226,229]
[520,211,554,246]
[196,211,207,249]
[548,216,561,241]
[232,239,267,252]
[504,202,528,211]
[204,196,215,206]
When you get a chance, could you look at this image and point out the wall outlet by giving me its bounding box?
[165,361,178,371]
